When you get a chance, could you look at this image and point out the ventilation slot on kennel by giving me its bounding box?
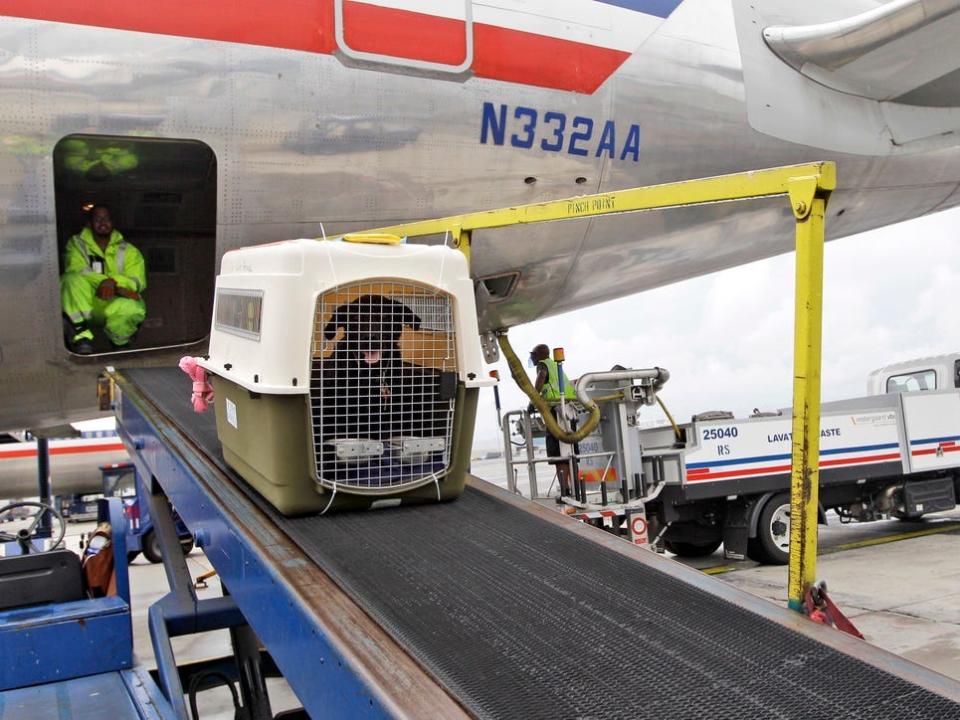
[310,281,458,493]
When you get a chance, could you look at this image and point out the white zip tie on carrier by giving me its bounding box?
[319,482,338,515]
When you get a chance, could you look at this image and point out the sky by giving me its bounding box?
[471,205,960,450]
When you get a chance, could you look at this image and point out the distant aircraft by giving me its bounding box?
[1,0,960,433]
[0,425,127,499]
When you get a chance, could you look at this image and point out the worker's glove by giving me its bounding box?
[116,287,141,301]
[96,278,117,300]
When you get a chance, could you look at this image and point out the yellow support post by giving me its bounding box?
[452,227,471,265]
[786,183,829,612]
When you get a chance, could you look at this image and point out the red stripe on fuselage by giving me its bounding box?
[473,23,629,94]
[344,3,632,93]
[2,0,630,93]
[1,0,338,53]
[343,1,467,66]
[0,442,126,460]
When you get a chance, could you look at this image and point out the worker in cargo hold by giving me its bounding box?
[60,204,146,355]
[531,343,579,499]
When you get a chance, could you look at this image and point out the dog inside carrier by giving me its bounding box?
[313,284,457,491]
[198,236,491,516]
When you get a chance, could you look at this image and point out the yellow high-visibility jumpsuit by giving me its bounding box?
[60,227,147,346]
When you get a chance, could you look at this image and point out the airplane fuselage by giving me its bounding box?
[1,0,959,431]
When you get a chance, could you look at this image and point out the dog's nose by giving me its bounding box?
[355,331,386,349]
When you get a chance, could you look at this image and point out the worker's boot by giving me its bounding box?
[69,324,94,355]
[72,338,94,355]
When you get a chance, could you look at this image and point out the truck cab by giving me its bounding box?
[868,352,960,395]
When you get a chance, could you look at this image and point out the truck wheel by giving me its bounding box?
[141,529,163,564]
[127,551,140,564]
[748,493,791,565]
[180,537,195,556]
[664,539,722,558]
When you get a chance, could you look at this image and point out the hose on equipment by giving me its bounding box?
[496,332,601,443]
[656,395,682,441]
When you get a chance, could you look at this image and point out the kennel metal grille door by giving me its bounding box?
[310,282,458,493]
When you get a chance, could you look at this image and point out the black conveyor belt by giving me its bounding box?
[127,368,960,719]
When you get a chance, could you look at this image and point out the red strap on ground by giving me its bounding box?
[803,583,864,639]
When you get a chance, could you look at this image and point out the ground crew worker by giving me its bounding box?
[60,204,146,355]
[530,343,579,499]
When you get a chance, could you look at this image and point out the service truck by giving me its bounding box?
[505,353,960,564]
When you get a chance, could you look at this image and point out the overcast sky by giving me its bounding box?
[472,205,960,449]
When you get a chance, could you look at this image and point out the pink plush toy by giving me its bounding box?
[179,356,214,413]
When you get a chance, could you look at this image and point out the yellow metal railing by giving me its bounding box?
[786,180,829,612]
[334,162,836,610]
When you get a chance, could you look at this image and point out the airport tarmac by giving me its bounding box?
[55,504,960,718]
[686,508,960,682]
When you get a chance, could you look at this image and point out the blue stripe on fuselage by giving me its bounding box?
[595,0,683,19]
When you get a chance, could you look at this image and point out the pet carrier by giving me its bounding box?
[198,236,491,515]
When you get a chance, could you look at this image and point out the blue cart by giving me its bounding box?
[0,497,176,719]
[101,462,194,564]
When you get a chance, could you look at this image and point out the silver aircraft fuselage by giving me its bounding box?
[1,0,959,432]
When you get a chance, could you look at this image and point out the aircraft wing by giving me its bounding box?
[763,0,960,106]
[733,0,960,154]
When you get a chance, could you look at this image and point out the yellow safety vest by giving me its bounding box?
[539,358,578,402]
[63,227,147,294]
